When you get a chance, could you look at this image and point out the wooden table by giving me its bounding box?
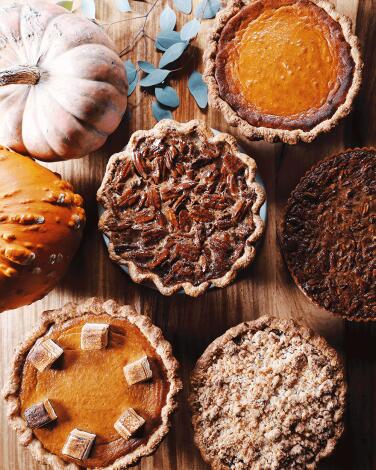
[1,0,375,469]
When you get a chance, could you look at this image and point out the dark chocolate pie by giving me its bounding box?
[280,148,375,320]
[97,120,265,296]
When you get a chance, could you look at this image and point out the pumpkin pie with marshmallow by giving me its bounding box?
[3,298,181,469]
[205,0,362,143]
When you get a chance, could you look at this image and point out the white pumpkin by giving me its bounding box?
[0,1,128,161]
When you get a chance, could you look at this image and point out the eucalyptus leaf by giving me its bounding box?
[160,6,176,30]
[180,19,200,41]
[188,71,208,108]
[115,0,132,12]
[152,101,173,121]
[173,0,192,14]
[159,42,187,68]
[195,0,221,19]
[155,30,181,51]
[127,75,138,96]
[140,69,170,87]
[125,60,137,84]
[78,0,96,18]
[56,1,73,10]
[155,86,180,108]
[138,61,155,73]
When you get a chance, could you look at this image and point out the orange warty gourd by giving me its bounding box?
[0,147,85,313]
[0,1,128,162]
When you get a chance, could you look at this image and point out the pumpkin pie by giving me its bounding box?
[189,316,346,469]
[3,298,182,469]
[280,148,376,321]
[205,0,363,143]
[97,120,265,296]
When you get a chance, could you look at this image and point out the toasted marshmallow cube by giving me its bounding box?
[28,339,63,372]
[62,429,96,460]
[24,399,57,428]
[123,356,152,385]
[81,323,109,350]
[114,408,145,439]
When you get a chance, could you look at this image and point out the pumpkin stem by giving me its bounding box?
[0,65,40,86]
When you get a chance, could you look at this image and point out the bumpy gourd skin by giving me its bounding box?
[0,148,85,312]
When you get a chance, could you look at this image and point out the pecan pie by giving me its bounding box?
[3,298,182,469]
[205,0,363,144]
[190,316,346,469]
[97,120,265,296]
[280,148,376,321]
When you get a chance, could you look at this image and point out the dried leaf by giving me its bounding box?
[155,86,180,108]
[115,0,132,11]
[195,0,221,19]
[159,42,187,68]
[57,1,73,10]
[180,19,200,41]
[152,101,173,121]
[188,71,208,108]
[160,5,176,30]
[173,0,192,14]
[138,61,155,73]
[140,69,170,87]
[156,30,182,51]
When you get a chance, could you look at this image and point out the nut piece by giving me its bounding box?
[28,339,63,372]
[81,323,109,350]
[123,356,152,385]
[114,408,145,439]
[62,429,96,461]
[24,399,57,429]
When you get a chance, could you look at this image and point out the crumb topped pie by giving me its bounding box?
[280,148,376,321]
[190,316,346,469]
[205,0,363,143]
[97,120,265,296]
[3,298,182,469]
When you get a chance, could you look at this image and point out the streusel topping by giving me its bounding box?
[190,317,346,470]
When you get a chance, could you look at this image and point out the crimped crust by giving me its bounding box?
[190,316,346,469]
[97,119,266,296]
[279,148,376,321]
[2,298,182,470]
[204,0,363,144]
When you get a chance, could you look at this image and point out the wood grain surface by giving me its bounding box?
[1,0,375,469]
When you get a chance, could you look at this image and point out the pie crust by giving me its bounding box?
[97,120,266,296]
[189,316,346,469]
[3,298,182,469]
[279,148,376,321]
[204,0,363,144]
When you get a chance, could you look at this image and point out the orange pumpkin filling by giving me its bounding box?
[20,314,169,468]
[230,3,339,116]
[215,0,355,131]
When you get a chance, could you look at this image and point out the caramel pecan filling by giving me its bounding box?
[101,133,260,287]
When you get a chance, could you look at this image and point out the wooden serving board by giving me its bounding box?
[0,0,375,469]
